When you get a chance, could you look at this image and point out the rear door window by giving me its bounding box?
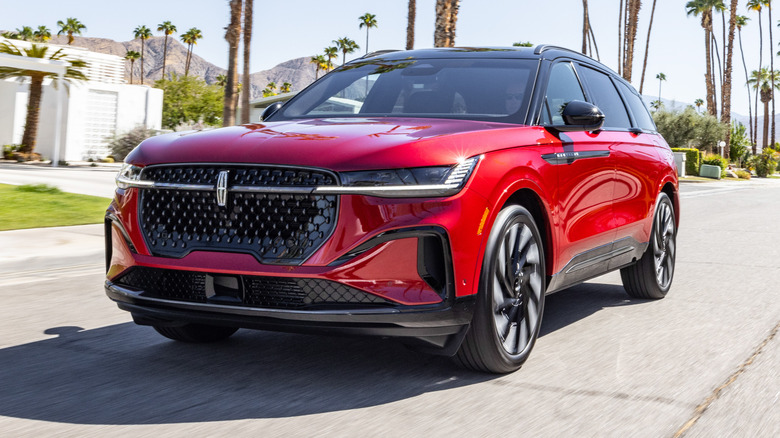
[540,62,586,125]
[578,66,631,130]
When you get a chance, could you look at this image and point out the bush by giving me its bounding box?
[747,150,779,177]
[3,144,21,160]
[108,126,157,161]
[15,184,62,194]
[671,148,701,176]
[736,170,751,179]
[702,154,728,177]
[729,122,751,166]
[653,107,727,152]
[154,74,224,130]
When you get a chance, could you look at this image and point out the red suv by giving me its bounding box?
[106,46,678,373]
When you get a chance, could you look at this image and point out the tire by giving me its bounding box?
[455,205,546,373]
[153,324,238,343]
[620,192,676,299]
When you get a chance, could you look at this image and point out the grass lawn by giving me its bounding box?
[0,184,111,231]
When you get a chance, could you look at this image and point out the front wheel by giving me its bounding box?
[620,192,676,299]
[455,205,546,373]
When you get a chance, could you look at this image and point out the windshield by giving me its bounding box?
[272,58,538,123]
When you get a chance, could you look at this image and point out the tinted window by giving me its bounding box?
[578,67,631,129]
[616,81,656,131]
[540,62,586,125]
[275,58,537,123]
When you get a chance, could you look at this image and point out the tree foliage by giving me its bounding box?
[729,121,751,165]
[652,106,727,151]
[155,74,223,129]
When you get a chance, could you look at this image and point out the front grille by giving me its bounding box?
[137,165,339,264]
[115,267,391,309]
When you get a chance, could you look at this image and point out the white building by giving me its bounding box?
[0,38,163,161]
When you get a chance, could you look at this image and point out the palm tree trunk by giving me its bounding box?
[712,34,724,105]
[756,10,763,149]
[184,44,191,76]
[130,60,135,84]
[617,0,623,76]
[739,29,753,147]
[721,0,738,159]
[769,4,775,147]
[140,39,145,85]
[638,0,657,94]
[763,94,770,149]
[587,19,600,61]
[434,0,459,48]
[406,0,416,50]
[704,14,716,117]
[622,0,641,83]
[223,0,242,127]
[582,0,589,54]
[20,74,44,154]
[162,34,168,79]
[241,0,253,124]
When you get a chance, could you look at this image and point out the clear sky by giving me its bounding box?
[1,0,774,117]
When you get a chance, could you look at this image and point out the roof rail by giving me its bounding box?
[533,45,586,57]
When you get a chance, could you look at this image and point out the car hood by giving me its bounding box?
[127,118,548,171]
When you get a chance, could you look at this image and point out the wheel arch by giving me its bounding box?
[660,180,680,227]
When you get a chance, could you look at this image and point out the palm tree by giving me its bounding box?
[695,98,705,112]
[333,37,359,66]
[310,54,327,79]
[16,26,34,41]
[241,0,253,125]
[133,25,152,85]
[33,26,51,43]
[748,0,764,145]
[748,67,780,150]
[721,0,739,158]
[280,82,292,93]
[180,28,203,77]
[656,72,667,103]
[324,46,338,70]
[580,0,599,60]
[736,15,754,144]
[0,42,88,154]
[56,18,86,45]
[125,50,141,84]
[687,0,718,117]
[223,0,242,126]
[434,0,460,47]
[216,74,228,87]
[407,0,416,50]
[157,21,177,79]
[621,0,641,82]
[766,0,776,148]
[638,0,658,94]
[358,13,378,54]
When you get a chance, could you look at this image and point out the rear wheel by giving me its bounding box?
[620,192,676,299]
[153,324,238,343]
[455,205,546,373]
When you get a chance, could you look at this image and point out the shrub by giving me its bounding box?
[15,184,62,194]
[747,150,778,177]
[702,154,728,177]
[729,122,751,166]
[653,107,727,152]
[100,157,115,163]
[736,170,751,179]
[108,126,157,161]
[671,148,701,176]
[3,144,21,160]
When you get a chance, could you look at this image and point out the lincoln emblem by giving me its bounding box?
[216,171,228,206]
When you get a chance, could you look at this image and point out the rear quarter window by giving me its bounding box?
[616,81,657,132]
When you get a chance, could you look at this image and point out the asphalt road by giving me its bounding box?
[0,179,778,437]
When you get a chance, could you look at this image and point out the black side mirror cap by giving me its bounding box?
[261,102,284,121]
[547,100,605,132]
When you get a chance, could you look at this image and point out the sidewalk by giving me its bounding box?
[0,224,104,282]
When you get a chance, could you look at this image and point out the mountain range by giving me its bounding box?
[45,35,318,100]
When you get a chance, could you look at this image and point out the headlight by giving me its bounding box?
[115,163,148,189]
[315,155,481,198]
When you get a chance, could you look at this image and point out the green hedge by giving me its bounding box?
[671,148,701,176]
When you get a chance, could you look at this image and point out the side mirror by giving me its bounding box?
[548,100,605,132]
[261,102,284,121]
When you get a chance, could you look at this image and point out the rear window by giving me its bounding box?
[616,81,657,131]
[273,58,538,123]
[578,67,631,130]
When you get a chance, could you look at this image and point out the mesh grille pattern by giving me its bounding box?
[137,165,339,264]
[115,267,390,309]
[141,165,338,187]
